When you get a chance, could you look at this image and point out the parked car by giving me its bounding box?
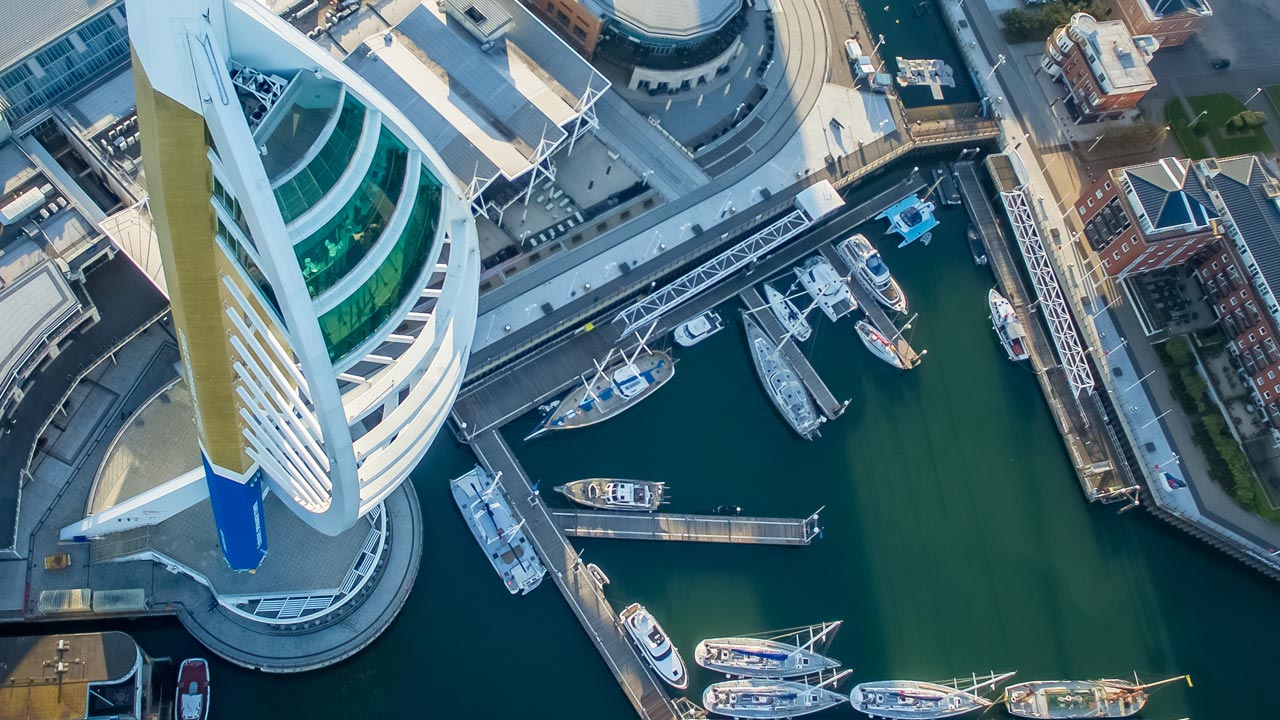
[1210,57,1231,70]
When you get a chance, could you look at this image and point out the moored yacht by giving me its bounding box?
[850,672,1015,719]
[451,467,546,595]
[855,319,908,369]
[743,313,823,439]
[554,479,665,512]
[528,346,674,440]
[764,283,812,342]
[794,256,857,322]
[878,193,939,248]
[989,288,1029,362]
[674,310,725,347]
[620,603,688,690]
[174,659,210,720]
[695,622,842,678]
[704,678,849,719]
[1004,675,1191,719]
[837,234,908,313]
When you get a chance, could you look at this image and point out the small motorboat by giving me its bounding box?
[554,478,665,511]
[674,310,725,347]
[967,225,987,266]
[174,658,210,720]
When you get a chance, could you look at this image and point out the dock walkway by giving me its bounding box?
[820,245,922,368]
[553,509,821,545]
[470,430,682,720]
[739,286,845,420]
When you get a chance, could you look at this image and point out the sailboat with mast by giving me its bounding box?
[450,467,546,595]
[742,311,823,439]
[763,282,812,342]
[695,621,843,678]
[1004,674,1191,719]
[850,671,1016,719]
[704,670,853,719]
[526,326,674,440]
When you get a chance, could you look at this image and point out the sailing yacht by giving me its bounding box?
[837,234,908,313]
[794,256,857,321]
[450,467,546,595]
[703,677,850,719]
[989,288,1029,361]
[554,479,665,511]
[695,621,842,678]
[849,672,1016,719]
[855,319,908,369]
[764,283,812,342]
[620,603,688,690]
[1004,675,1191,719]
[743,312,822,439]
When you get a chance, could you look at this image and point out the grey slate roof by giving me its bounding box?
[1212,156,1280,298]
[588,0,740,39]
[0,0,120,71]
[1124,158,1218,232]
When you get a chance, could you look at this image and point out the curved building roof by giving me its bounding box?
[590,0,741,40]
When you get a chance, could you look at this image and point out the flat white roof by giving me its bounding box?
[0,259,79,387]
[1083,20,1156,92]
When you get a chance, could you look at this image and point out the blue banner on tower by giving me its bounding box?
[201,453,268,571]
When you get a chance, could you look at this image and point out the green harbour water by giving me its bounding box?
[71,198,1280,719]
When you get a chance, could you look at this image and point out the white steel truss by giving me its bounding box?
[1000,189,1095,398]
[614,207,814,333]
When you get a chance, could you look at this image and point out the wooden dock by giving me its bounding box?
[738,286,846,420]
[469,429,684,720]
[820,244,922,368]
[552,509,822,545]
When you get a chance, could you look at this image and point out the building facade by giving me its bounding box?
[1110,0,1212,47]
[130,0,480,569]
[0,1,130,128]
[1041,13,1158,122]
[521,0,603,56]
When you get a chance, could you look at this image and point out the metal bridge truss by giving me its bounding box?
[614,206,814,333]
[1000,188,1095,398]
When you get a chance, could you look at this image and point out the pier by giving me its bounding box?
[739,286,846,420]
[552,509,822,545]
[820,245,922,368]
[469,429,684,720]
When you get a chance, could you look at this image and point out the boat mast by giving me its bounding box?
[813,669,853,689]
[797,620,843,653]
[962,670,1017,695]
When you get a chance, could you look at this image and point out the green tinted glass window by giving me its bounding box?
[273,95,366,223]
[318,168,443,362]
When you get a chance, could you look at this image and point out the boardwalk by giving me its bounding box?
[739,286,846,420]
[470,430,683,720]
[552,509,822,545]
[820,244,922,368]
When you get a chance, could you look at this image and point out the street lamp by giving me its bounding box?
[985,53,1006,81]
[1188,109,1208,128]
[732,102,747,123]
[1246,87,1264,105]
[1087,134,1105,153]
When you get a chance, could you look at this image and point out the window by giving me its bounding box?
[1087,198,1094,207]
[1104,181,1112,190]
[1079,206,1087,216]
[1096,189,1104,199]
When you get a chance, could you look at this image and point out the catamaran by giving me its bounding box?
[1004,674,1191,719]
[989,288,1029,362]
[674,310,724,347]
[764,283,812,342]
[850,671,1016,719]
[743,312,823,439]
[837,234,908,313]
[174,658,210,720]
[554,478,665,512]
[794,256,857,321]
[855,319,908,369]
[450,467,546,595]
[695,621,842,678]
[620,603,688,690]
[703,671,852,719]
[526,330,674,440]
[878,193,939,248]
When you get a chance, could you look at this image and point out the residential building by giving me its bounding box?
[123,0,481,569]
[1041,13,1159,122]
[1110,0,1212,47]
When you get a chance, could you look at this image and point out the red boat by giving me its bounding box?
[175,658,210,720]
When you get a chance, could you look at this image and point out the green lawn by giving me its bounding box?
[1190,93,1275,156]
[1164,99,1210,159]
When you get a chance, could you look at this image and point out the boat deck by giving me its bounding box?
[739,286,846,420]
[552,509,822,545]
[469,429,684,720]
[820,245,922,368]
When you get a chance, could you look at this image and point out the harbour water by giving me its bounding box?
[29,195,1278,719]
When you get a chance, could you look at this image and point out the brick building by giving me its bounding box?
[1078,155,1280,437]
[519,0,603,56]
[1041,13,1159,122]
[1109,0,1212,47]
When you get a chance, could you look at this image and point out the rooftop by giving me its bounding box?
[0,631,141,720]
[587,0,741,40]
[1206,156,1280,299]
[1122,157,1218,232]
[0,0,120,72]
[1143,0,1213,19]
[0,260,81,395]
[1072,15,1157,93]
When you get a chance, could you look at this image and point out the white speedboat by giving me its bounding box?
[989,288,1029,361]
[620,603,688,690]
[850,672,1016,719]
[174,658,210,720]
[837,234,908,313]
[674,310,724,347]
[794,256,856,322]
[704,678,849,719]
[855,319,907,369]
[555,478,665,511]
[763,283,812,342]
